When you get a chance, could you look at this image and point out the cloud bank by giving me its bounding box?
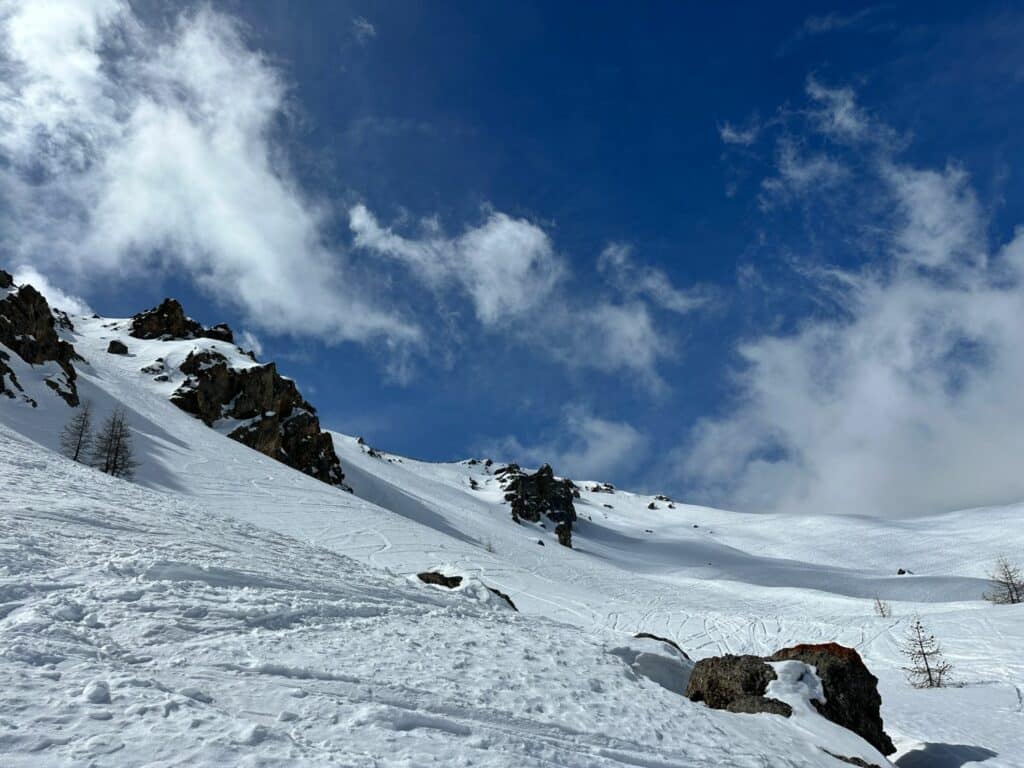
[688,78,1024,518]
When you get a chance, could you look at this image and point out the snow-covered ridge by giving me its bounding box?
[2,280,1023,765]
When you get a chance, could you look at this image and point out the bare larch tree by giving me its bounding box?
[984,557,1023,605]
[873,595,892,618]
[59,400,94,462]
[91,406,139,479]
[901,617,952,688]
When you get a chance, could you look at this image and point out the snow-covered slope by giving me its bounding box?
[2,302,1023,766]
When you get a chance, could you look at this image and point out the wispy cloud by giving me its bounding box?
[352,16,376,45]
[680,80,1024,518]
[598,243,714,315]
[718,120,760,146]
[0,0,418,346]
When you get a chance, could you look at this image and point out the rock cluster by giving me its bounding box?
[171,349,346,488]
[685,642,894,757]
[496,463,578,547]
[130,298,234,343]
[0,270,80,406]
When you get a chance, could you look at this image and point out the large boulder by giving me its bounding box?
[686,643,895,758]
[171,349,346,487]
[770,643,895,756]
[107,340,129,355]
[685,654,792,716]
[0,274,80,406]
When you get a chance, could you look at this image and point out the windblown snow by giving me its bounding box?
[1,307,1022,766]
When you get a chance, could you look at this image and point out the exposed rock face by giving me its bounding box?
[555,521,573,548]
[130,298,234,343]
[498,463,577,525]
[685,655,792,717]
[686,643,895,757]
[107,340,129,355]
[171,349,346,487]
[770,643,895,756]
[0,273,80,406]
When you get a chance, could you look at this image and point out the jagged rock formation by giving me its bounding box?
[171,349,346,488]
[130,299,233,343]
[0,269,80,406]
[107,340,129,355]
[686,643,894,757]
[497,464,578,548]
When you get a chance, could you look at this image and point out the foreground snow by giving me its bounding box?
[1,308,1022,765]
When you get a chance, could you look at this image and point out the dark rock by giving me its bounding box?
[484,458,493,467]
[896,568,912,575]
[537,540,545,546]
[603,503,613,509]
[555,521,572,548]
[171,349,346,487]
[770,643,895,756]
[500,463,577,526]
[130,298,203,339]
[589,482,615,493]
[0,270,13,290]
[0,278,80,406]
[685,654,792,716]
[648,502,657,510]
[634,632,691,660]
[417,572,463,589]
[486,586,517,611]
[107,340,129,355]
[130,298,232,343]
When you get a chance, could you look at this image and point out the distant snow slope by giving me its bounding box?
[2,306,1023,766]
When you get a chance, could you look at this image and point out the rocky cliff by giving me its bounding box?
[0,269,80,407]
[170,348,347,488]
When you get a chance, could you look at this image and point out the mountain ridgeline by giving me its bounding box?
[0,275,346,488]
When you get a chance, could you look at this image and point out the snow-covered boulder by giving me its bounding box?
[687,642,895,760]
[770,643,895,756]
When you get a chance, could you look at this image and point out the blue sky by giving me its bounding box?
[3,1,1024,517]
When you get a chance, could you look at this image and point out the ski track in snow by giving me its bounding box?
[1,312,1022,765]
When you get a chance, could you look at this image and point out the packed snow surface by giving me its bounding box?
[1,309,1022,766]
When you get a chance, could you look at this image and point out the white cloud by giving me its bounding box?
[682,82,1024,519]
[350,204,564,326]
[0,1,418,346]
[11,265,91,314]
[486,406,646,481]
[760,139,847,204]
[352,16,376,44]
[239,330,263,358]
[598,243,714,315]
[719,121,760,146]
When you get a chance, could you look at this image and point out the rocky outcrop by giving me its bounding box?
[685,654,792,716]
[0,271,80,406]
[107,340,129,355]
[171,349,346,487]
[686,643,895,757]
[770,643,895,756]
[130,298,233,343]
[498,463,577,522]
